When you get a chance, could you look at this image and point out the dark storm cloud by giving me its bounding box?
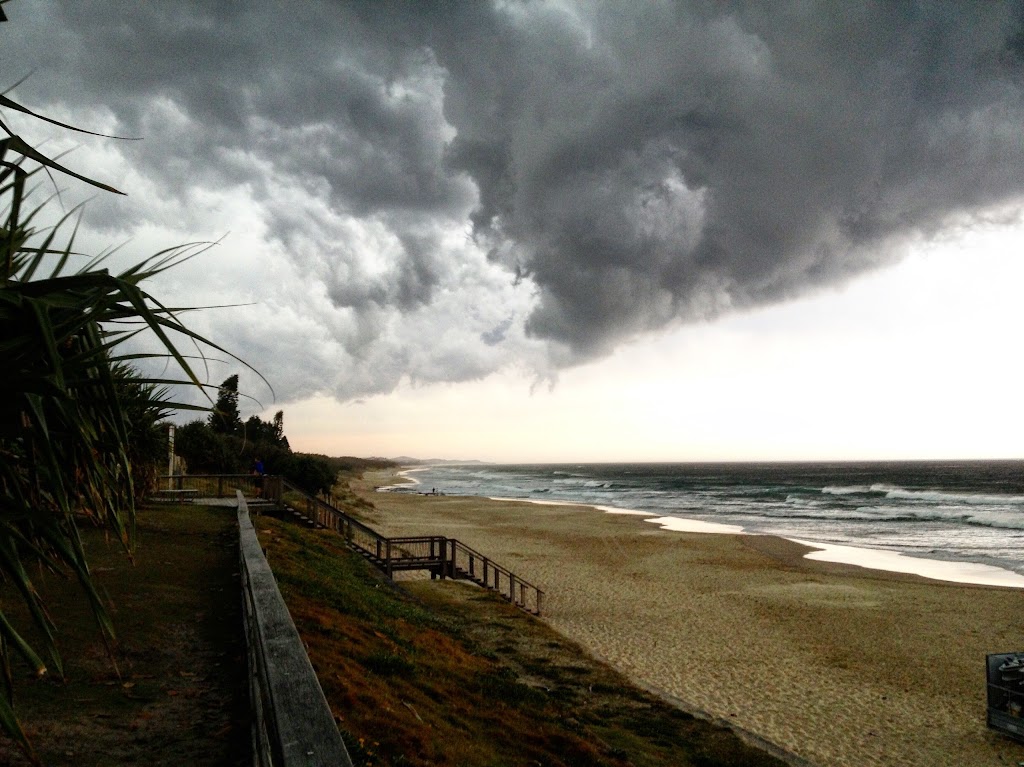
[4,0,1024,397]
[7,1,470,220]
[434,1,1024,357]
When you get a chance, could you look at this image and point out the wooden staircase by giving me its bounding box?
[272,479,543,615]
[154,474,545,615]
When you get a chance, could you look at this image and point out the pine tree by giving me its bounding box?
[272,410,285,445]
[209,374,242,435]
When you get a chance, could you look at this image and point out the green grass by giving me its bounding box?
[256,512,789,767]
[0,503,250,766]
[0,497,791,765]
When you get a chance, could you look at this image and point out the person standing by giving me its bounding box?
[252,457,265,498]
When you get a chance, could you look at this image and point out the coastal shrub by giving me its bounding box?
[363,650,417,678]
[278,452,338,495]
[474,669,549,707]
[175,419,229,472]
[173,396,343,491]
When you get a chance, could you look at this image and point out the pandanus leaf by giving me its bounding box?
[0,58,262,763]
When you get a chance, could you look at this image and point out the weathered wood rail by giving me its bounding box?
[161,472,279,500]
[157,474,544,614]
[276,478,544,615]
[237,490,353,767]
[448,538,544,616]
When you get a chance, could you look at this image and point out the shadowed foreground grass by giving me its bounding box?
[0,504,250,766]
[256,513,789,767]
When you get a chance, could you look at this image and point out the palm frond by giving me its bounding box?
[0,84,260,764]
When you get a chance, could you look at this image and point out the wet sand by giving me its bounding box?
[357,474,1024,767]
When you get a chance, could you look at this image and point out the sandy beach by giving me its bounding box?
[357,474,1024,767]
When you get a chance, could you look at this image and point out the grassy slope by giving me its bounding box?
[0,504,250,766]
[256,513,788,767]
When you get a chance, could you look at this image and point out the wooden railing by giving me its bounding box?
[159,473,282,500]
[279,478,544,615]
[155,475,544,615]
[272,475,544,614]
[237,491,352,767]
[448,538,543,615]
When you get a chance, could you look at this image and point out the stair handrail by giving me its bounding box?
[271,478,544,614]
[449,538,544,614]
[279,478,384,545]
[278,480,432,566]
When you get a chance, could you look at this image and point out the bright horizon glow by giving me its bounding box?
[280,214,1024,463]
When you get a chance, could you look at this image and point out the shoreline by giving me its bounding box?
[383,467,1024,589]
[359,470,1024,767]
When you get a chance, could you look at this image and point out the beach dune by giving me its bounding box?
[357,476,1024,767]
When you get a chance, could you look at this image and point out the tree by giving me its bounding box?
[280,453,338,496]
[180,402,290,475]
[176,419,227,473]
[272,410,289,449]
[209,374,242,435]
[242,409,289,449]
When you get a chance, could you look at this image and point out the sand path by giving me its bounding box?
[357,476,1024,767]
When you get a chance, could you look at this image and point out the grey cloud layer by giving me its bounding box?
[435,2,1024,356]
[4,0,1024,399]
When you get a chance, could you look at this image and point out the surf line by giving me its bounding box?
[489,495,1024,589]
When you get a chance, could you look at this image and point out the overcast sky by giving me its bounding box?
[5,1,1024,462]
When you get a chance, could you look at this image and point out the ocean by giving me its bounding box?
[387,460,1024,585]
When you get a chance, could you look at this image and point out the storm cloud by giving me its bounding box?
[4,1,1024,402]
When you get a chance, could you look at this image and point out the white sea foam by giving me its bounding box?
[822,485,872,495]
[881,487,1024,504]
[643,516,745,534]
[789,539,1024,588]
[376,467,424,491]
[600,507,656,516]
[820,483,1024,506]
[488,496,589,508]
[490,496,1024,585]
[491,495,743,532]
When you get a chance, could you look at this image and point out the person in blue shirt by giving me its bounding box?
[252,457,265,497]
